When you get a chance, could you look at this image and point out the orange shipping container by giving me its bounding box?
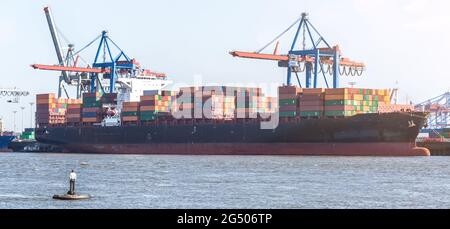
[140,95,159,101]
[122,116,139,122]
[37,98,56,104]
[68,104,82,109]
[82,118,100,123]
[140,106,158,111]
[325,94,351,101]
[325,88,349,95]
[66,114,81,119]
[122,106,139,112]
[122,102,140,107]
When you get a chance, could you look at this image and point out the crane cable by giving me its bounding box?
[298,62,306,72]
[256,17,302,54]
[73,34,103,57]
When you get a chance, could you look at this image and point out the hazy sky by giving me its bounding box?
[1,0,449,131]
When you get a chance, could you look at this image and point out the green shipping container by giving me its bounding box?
[325,111,356,117]
[300,111,322,117]
[83,102,102,108]
[279,99,297,106]
[140,111,157,120]
[83,97,99,103]
[140,115,157,121]
[122,111,139,117]
[280,111,297,117]
[325,100,368,106]
[325,100,346,106]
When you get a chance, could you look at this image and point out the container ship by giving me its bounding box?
[35,87,430,156]
[32,9,430,156]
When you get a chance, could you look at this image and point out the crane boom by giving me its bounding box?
[229,51,365,68]
[31,64,109,74]
[31,64,167,78]
[230,13,366,88]
[43,6,70,83]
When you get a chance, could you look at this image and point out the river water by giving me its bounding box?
[0,153,449,209]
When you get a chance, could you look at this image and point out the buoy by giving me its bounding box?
[53,194,91,200]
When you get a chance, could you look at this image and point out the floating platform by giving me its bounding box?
[53,194,91,200]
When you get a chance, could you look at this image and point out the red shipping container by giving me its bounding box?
[140,106,157,111]
[140,100,157,106]
[325,88,349,95]
[82,118,101,123]
[66,114,81,119]
[299,94,325,101]
[279,93,298,100]
[83,107,101,113]
[67,108,82,114]
[68,104,82,109]
[66,118,81,123]
[279,86,302,94]
[122,116,139,122]
[36,94,56,100]
[279,106,297,112]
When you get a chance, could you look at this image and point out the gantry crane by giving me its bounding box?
[0,88,30,103]
[34,7,166,98]
[230,13,365,88]
[415,92,450,130]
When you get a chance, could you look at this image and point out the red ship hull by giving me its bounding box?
[62,142,430,156]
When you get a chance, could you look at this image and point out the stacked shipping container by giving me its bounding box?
[278,86,412,118]
[139,94,175,121]
[324,88,390,117]
[36,94,67,126]
[121,102,140,122]
[37,87,408,126]
[66,99,83,123]
[235,87,261,119]
[176,86,270,119]
[258,97,277,114]
[299,88,325,118]
[82,93,103,123]
[278,86,302,118]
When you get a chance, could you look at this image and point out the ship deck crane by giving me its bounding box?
[230,12,365,88]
